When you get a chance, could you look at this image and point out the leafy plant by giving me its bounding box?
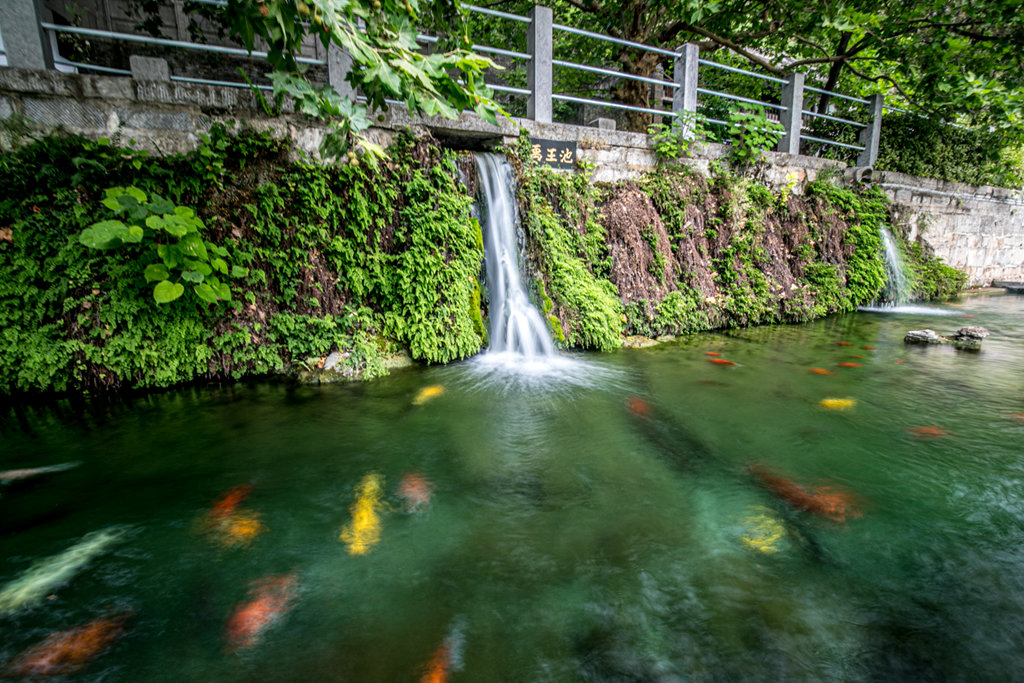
[648,112,710,161]
[724,104,784,167]
[79,187,247,304]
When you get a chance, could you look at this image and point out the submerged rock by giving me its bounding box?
[904,326,989,351]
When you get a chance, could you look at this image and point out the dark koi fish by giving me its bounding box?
[225,573,297,653]
[750,465,860,523]
[3,613,130,677]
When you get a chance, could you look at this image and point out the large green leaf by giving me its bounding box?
[153,280,185,304]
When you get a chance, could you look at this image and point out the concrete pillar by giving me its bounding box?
[129,55,170,81]
[672,43,699,136]
[0,0,53,70]
[777,72,804,155]
[857,94,884,167]
[328,43,355,100]
[527,5,553,123]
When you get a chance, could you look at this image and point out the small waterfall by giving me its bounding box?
[474,153,557,358]
[878,226,912,305]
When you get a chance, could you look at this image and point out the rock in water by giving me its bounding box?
[951,325,989,350]
[904,329,943,344]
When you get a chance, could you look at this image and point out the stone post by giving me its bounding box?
[857,94,883,167]
[777,72,804,155]
[527,5,553,123]
[672,43,699,137]
[650,64,665,126]
[0,0,53,70]
[328,43,355,100]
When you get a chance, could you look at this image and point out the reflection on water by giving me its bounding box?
[2,293,1024,680]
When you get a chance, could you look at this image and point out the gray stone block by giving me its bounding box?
[80,76,134,100]
[22,98,107,130]
[0,97,13,119]
[0,67,76,96]
[115,108,193,132]
[130,56,170,82]
[589,118,615,131]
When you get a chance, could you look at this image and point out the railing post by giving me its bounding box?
[673,43,699,136]
[328,43,355,101]
[0,0,54,70]
[527,5,553,123]
[650,64,665,126]
[777,72,804,155]
[857,94,883,167]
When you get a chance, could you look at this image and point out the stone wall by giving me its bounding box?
[2,66,1021,287]
[876,171,1024,288]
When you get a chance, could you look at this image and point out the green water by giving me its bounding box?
[2,293,1024,681]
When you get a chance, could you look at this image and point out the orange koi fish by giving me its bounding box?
[909,425,948,439]
[705,352,722,356]
[0,462,79,485]
[211,484,253,518]
[3,613,130,677]
[850,355,863,359]
[861,345,876,350]
[202,485,265,548]
[896,359,905,364]
[808,367,833,376]
[626,396,651,417]
[837,362,861,368]
[709,358,736,366]
[398,473,433,513]
[419,624,465,683]
[836,341,852,346]
[225,573,297,653]
[1008,412,1024,423]
[750,465,860,523]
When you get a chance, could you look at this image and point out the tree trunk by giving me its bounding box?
[613,50,664,132]
[816,32,851,114]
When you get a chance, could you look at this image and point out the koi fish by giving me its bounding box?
[398,473,433,513]
[750,465,860,522]
[210,484,252,518]
[861,345,876,350]
[705,352,722,356]
[420,623,465,683]
[0,526,129,615]
[850,355,863,359]
[0,462,79,485]
[836,341,852,346]
[910,425,948,439]
[413,385,445,406]
[225,573,297,653]
[708,358,736,366]
[896,359,905,364]
[340,473,385,555]
[1008,412,1024,423]
[741,506,787,554]
[626,396,651,418]
[837,362,861,368]
[808,367,833,376]
[819,398,856,410]
[2,612,130,677]
[202,486,265,547]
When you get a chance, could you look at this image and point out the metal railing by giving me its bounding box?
[2,1,882,164]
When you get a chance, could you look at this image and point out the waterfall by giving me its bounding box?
[877,226,913,305]
[474,153,557,358]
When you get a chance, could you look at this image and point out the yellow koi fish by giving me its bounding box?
[413,385,445,406]
[740,506,787,554]
[340,473,385,556]
[819,398,856,410]
[0,526,129,615]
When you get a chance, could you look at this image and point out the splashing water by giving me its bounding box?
[861,227,958,315]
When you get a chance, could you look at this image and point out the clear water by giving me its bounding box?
[2,293,1023,681]
[876,226,913,306]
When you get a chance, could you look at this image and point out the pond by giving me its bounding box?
[2,292,1023,681]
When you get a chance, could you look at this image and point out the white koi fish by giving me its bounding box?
[0,462,80,485]
[0,526,130,615]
